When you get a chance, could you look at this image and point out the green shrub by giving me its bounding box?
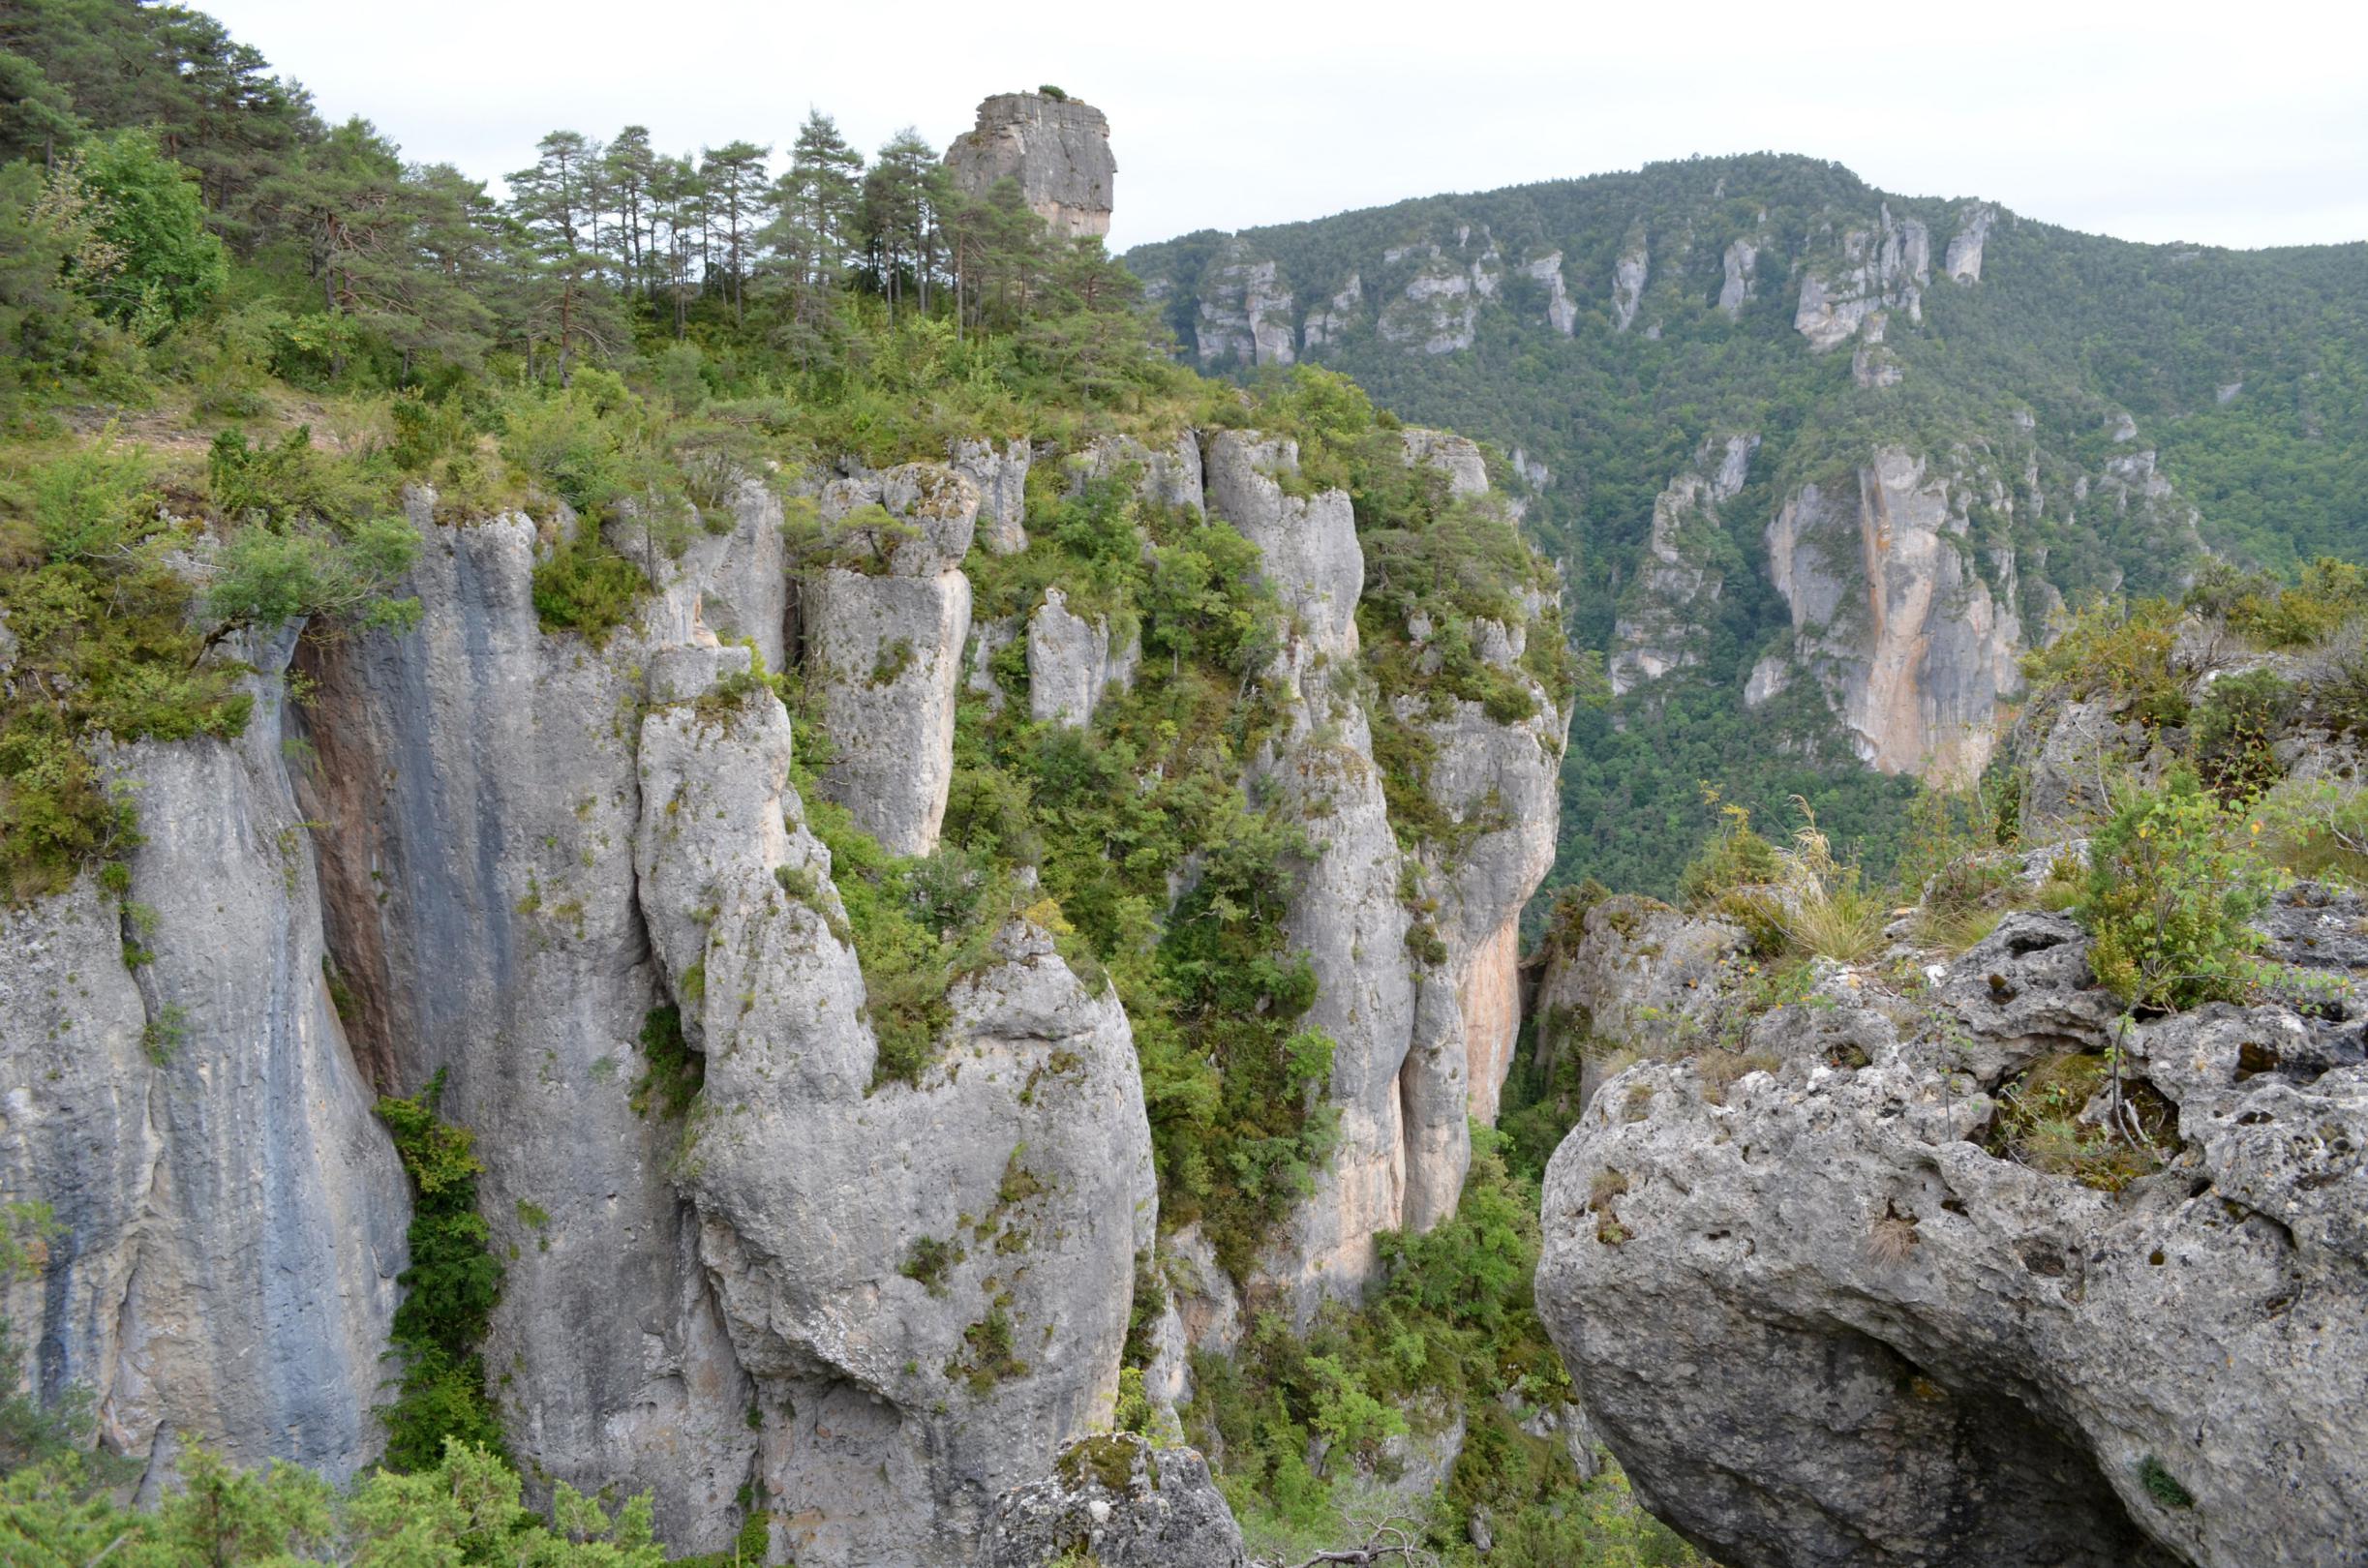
[2193,668,2298,800]
[1676,790,1780,911]
[2139,1455,2197,1511]
[2077,769,2285,1011]
[2256,779,2368,887]
[2021,598,2188,727]
[2210,557,2368,649]
[530,529,646,643]
[1,444,251,898]
[627,1004,701,1120]
[375,1070,506,1470]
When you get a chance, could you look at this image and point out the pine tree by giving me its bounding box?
[699,138,768,324]
[601,126,655,297]
[860,128,938,319]
[507,130,625,377]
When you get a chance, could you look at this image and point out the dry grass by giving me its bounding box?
[1866,1209,1920,1266]
[1695,1048,1780,1105]
[1724,799,1889,963]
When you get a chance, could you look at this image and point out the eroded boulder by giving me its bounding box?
[1536,967,2368,1568]
[981,1433,1245,1568]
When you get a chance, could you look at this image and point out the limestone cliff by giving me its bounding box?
[1763,446,2022,783]
[1195,240,1295,368]
[1793,203,1930,351]
[1205,430,1567,1314]
[0,628,408,1500]
[3,399,1568,1563]
[1608,435,1756,696]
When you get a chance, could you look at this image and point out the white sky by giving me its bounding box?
[203,0,2368,253]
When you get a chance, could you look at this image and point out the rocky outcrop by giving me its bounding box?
[1945,202,1995,284]
[1536,916,2368,1568]
[634,666,1157,1567]
[1795,204,1930,350]
[1381,249,1482,355]
[0,630,409,1499]
[2019,698,2148,838]
[944,92,1114,239]
[951,437,1031,556]
[1530,894,1746,1101]
[1196,240,1295,368]
[1718,238,1758,317]
[1027,586,1138,728]
[981,1434,1245,1568]
[805,463,979,855]
[1765,446,2021,783]
[1074,431,1204,514]
[1610,436,1755,695]
[1525,252,1577,335]
[1401,427,1489,498]
[1302,273,1363,347]
[1610,226,1649,333]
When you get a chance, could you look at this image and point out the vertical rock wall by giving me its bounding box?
[298,496,765,1549]
[1,631,409,1497]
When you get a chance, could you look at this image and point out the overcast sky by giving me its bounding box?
[203,0,2368,253]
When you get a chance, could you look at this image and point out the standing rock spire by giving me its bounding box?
[944,90,1115,238]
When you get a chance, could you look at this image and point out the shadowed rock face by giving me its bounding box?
[1535,901,2368,1568]
[945,93,1115,239]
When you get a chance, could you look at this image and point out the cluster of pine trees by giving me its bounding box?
[0,0,1141,401]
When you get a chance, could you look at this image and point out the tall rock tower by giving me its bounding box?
[944,91,1114,239]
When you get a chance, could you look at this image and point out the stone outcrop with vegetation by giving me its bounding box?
[1531,572,2368,1568]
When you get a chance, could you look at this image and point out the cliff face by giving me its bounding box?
[1206,431,1568,1316]
[1763,446,2022,783]
[3,411,1564,1562]
[0,629,408,1500]
[944,92,1115,240]
[1608,436,1755,696]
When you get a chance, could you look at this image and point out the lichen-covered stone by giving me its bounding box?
[981,1433,1245,1568]
[1536,950,2368,1568]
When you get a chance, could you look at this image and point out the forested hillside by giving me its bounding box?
[1127,155,2368,898]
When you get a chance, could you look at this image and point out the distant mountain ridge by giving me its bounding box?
[1125,153,2368,895]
